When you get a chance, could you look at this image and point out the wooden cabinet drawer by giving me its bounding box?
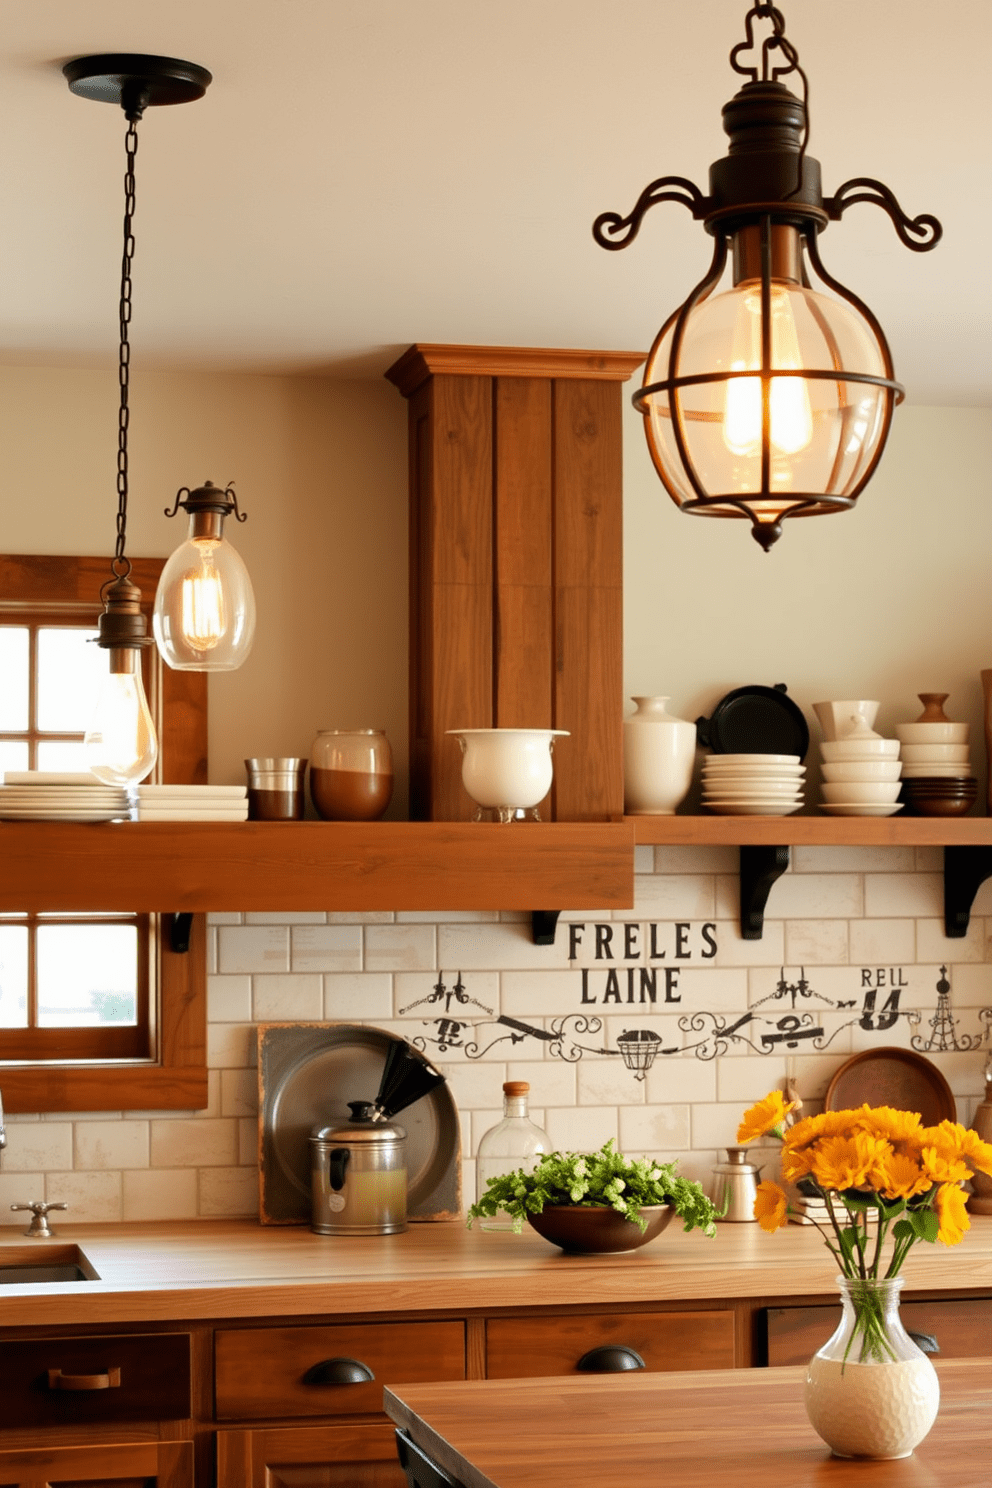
[215,1321,465,1421]
[0,1332,191,1429]
[486,1310,736,1378]
[765,1298,992,1366]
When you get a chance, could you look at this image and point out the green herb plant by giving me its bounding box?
[466,1139,721,1236]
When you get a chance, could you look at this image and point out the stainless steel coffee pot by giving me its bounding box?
[310,1101,408,1236]
[711,1145,762,1223]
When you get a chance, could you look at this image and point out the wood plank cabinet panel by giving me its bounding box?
[215,1321,465,1421]
[0,1332,191,1430]
[0,1438,192,1486]
[217,1423,405,1488]
[765,1298,992,1366]
[486,1310,736,1378]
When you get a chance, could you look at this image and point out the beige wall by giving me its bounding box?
[2,363,990,807]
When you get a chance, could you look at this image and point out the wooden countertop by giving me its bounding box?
[384,1358,992,1488]
[1,1216,990,1328]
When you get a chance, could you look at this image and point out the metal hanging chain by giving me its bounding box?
[111,112,140,584]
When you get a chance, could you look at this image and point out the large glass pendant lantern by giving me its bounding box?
[594,2,942,550]
[153,481,256,670]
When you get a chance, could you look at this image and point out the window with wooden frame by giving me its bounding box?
[0,555,208,1113]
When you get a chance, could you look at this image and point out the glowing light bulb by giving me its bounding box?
[84,650,157,787]
[179,542,227,651]
[723,284,813,459]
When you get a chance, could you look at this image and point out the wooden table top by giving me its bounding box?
[385,1358,992,1488]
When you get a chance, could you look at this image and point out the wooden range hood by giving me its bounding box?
[386,344,645,822]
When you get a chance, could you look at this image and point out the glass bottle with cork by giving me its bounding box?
[475,1080,551,1230]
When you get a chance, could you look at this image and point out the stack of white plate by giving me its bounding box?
[0,771,131,822]
[820,732,902,816]
[133,785,249,821]
[701,753,805,816]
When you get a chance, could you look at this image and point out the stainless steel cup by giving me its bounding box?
[245,757,307,820]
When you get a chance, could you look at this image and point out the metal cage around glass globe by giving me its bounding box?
[635,217,900,550]
[594,2,941,551]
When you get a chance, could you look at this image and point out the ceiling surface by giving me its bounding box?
[1,0,988,403]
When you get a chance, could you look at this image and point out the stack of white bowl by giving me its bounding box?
[814,701,902,817]
[701,753,805,816]
[895,699,974,815]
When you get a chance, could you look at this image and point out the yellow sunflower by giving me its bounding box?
[934,1182,970,1246]
[871,1149,931,1201]
[857,1106,924,1144]
[809,1131,885,1191]
[780,1143,816,1184]
[753,1180,789,1232]
[921,1145,972,1185]
[737,1090,797,1144]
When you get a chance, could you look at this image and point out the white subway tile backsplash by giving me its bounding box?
[123,1169,198,1222]
[246,911,326,924]
[74,1121,149,1170]
[916,917,985,963]
[218,925,290,973]
[208,975,253,1022]
[291,924,362,972]
[784,918,849,965]
[151,1118,239,1168]
[619,1103,691,1152]
[253,973,323,1021]
[365,924,436,971]
[1,1123,73,1172]
[848,918,916,964]
[199,1165,259,1218]
[46,1170,122,1223]
[865,873,943,918]
[325,971,394,1020]
[0,1172,45,1213]
[11,853,989,1226]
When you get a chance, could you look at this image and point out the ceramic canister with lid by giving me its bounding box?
[310,1101,408,1235]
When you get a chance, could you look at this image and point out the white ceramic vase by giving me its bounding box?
[447,728,568,822]
[622,697,695,815]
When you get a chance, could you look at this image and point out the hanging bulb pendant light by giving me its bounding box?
[154,480,256,670]
[593,2,942,550]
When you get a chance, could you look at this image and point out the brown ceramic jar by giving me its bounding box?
[310,729,393,821]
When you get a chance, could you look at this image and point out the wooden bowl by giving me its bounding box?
[526,1203,674,1254]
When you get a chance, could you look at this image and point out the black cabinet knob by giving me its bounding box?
[302,1356,375,1386]
[576,1345,646,1373]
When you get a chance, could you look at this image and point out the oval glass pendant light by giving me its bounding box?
[153,481,256,670]
[593,2,941,550]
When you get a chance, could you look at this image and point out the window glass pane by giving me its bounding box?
[0,628,30,731]
[0,925,29,1028]
[36,740,95,773]
[0,741,30,778]
[36,923,138,1026]
[37,627,102,731]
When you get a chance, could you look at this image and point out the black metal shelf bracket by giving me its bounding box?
[531,910,561,946]
[740,844,790,940]
[943,845,992,937]
[169,912,193,953]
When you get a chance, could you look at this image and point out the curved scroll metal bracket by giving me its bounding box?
[823,178,943,251]
[740,844,790,940]
[593,176,709,252]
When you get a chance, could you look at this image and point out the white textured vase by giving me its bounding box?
[804,1278,939,1460]
[623,697,695,815]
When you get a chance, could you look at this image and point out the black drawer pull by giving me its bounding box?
[576,1345,645,1373]
[908,1331,940,1355]
[47,1366,122,1392]
[302,1356,374,1386]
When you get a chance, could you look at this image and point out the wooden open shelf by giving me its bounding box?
[0,821,635,914]
[627,815,992,846]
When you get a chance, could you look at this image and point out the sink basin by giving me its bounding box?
[0,1244,98,1284]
